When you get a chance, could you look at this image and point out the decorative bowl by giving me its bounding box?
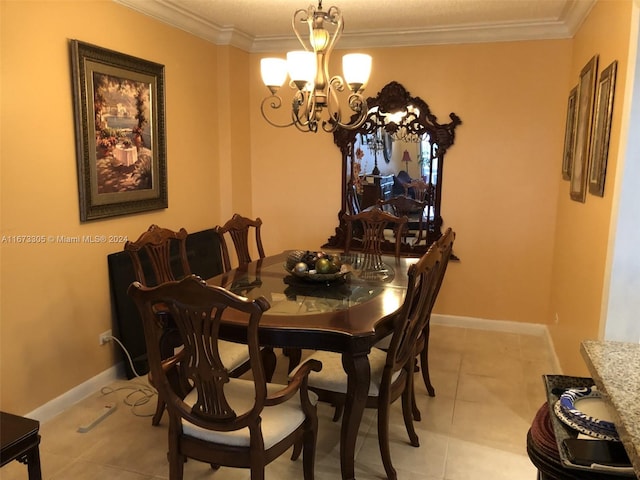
[284,264,350,283]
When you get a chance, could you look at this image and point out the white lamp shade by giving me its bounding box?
[260,58,288,87]
[287,50,317,84]
[342,53,372,88]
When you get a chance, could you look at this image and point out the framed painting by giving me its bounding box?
[570,55,598,203]
[561,85,578,180]
[588,60,618,197]
[70,40,167,221]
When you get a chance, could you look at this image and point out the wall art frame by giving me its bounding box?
[561,85,578,180]
[70,40,167,222]
[570,55,598,203]
[588,60,618,197]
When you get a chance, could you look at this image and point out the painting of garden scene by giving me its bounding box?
[94,73,153,193]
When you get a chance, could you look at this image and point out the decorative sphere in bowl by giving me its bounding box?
[284,250,350,282]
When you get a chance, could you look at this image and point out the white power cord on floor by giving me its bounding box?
[100,334,158,418]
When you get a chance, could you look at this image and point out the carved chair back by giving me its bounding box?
[343,206,408,258]
[215,214,265,272]
[124,224,190,286]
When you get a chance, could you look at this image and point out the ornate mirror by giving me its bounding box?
[324,81,461,255]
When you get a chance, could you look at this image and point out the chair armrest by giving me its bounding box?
[160,348,185,373]
[264,359,322,406]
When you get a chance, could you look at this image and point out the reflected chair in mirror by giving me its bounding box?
[415,227,455,398]
[403,179,434,244]
[343,206,408,259]
[378,195,428,247]
[346,183,362,216]
[128,275,322,480]
[289,243,443,480]
[214,214,266,273]
[403,179,433,203]
[125,224,258,426]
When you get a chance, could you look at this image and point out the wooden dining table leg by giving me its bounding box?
[340,351,371,480]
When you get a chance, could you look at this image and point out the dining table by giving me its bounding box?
[206,250,418,480]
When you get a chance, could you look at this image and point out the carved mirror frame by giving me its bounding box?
[324,81,461,255]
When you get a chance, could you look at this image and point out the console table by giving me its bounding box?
[581,340,640,478]
[0,411,42,479]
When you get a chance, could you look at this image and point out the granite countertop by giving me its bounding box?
[581,340,640,478]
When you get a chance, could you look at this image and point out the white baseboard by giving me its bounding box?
[27,362,126,424]
[28,315,564,423]
[431,313,547,335]
[431,314,563,373]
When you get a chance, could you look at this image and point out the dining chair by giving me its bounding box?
[128,275,322,480]
[125,224,263,426]
[416,227,455,397]
[378,195,428,246]
[343,206,408,258]
[214,214,293,373]
[290,243,443,480]
[214,214,266,273]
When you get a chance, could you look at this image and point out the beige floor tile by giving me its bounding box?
[13,326,555,480]
[463,330,521,358]
[459,350,526,381]
[412,393,455,435]
[429,325,468,353]
[456,372,525,409]
[518,333,554,363]
[427,346,463,375]
[444,437,537,480]
[49,460,157,480]
[356,426,449,479]
[450,399,532,456]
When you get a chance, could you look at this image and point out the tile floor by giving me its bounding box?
[1,325,559,480]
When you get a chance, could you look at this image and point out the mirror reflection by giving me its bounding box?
[325,81,461,256]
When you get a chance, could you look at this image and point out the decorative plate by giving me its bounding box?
[553,386,620,441]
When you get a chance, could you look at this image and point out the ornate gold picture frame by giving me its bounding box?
[570,55,598,203]
[562,85,578,180]
[588,60,618,197]
[70,40,167,221]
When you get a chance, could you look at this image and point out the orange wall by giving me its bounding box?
[249,40,571,325]
[548,0,633,376]
[0,1,250,413]
[0,0,635,413]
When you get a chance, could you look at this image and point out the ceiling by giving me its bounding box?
[115,0,596,53]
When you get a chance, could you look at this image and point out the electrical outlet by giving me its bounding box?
[99,329,112,345]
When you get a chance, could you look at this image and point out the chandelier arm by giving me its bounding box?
[324,6,343,53]
[292,7,313,51]
[324,77,343,127]
[334,102,367,130]
[291,90,319,132]
[260,95,297,128]
[301,89,318,126]
[326,75,368,131]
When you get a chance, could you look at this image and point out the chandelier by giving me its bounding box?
[260,1,372,133]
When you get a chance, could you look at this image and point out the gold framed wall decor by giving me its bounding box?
[588,60,618,197]
[570,55,598,203]
[70,40,168,221]
[561,85,578,180]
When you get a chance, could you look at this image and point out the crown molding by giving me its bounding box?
[115,0,597,53]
